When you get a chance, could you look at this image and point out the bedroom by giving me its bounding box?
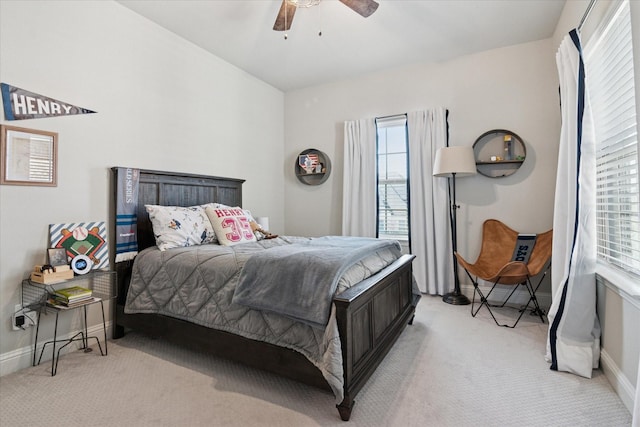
[0,0,638,424]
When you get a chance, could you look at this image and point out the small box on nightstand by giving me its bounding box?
[30,265,74,284]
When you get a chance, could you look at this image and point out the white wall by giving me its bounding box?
[283,37,560,277]
[0,0,284,373]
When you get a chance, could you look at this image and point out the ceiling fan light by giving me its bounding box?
[287,0,321,8]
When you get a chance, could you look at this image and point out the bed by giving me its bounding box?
[110,167,419,421]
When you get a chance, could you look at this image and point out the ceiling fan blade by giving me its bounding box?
[273,0,297,31]
[339,0,379,18]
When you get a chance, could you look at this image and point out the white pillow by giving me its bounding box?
[204,206,257,246]
[146,204,217,251]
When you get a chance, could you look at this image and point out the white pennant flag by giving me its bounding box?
[1,83,96,120]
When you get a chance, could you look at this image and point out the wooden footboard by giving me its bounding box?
[334,254,417,420]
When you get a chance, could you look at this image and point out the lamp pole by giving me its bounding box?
[442,172,471,305]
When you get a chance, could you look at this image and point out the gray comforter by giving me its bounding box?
[125,236,402,402]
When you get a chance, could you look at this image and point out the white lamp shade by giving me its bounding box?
[433,146,477,177]
[255,216,270,230]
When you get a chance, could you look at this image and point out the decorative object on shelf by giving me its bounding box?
[49,221,109,270]
[47,248,68,267]
[433,146,477,305]
[0,125,57,186]
[71,254,92,275]
[504,134,514,160]
[299,153,319,174]
[30,264,74,284]
[472,129,526,178]
[295,148,331,185]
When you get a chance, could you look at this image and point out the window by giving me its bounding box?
[376,115,409,241]
[585,0,640,280]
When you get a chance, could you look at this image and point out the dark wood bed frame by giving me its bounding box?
[110,167,418,421]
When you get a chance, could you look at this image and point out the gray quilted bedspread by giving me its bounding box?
[124,236,402,402]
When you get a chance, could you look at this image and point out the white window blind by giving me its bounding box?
[585,0,640,277]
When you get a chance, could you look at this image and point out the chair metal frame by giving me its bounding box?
[466,262,550,328]
[455,219,552,328]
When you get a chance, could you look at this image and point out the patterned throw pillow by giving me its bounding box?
[207,203,268,241]
[146,205,216,251]
[204,206,257,246]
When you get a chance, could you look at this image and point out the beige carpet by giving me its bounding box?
[0,296,632,426]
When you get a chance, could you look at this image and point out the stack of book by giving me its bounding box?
[48,285,94,308]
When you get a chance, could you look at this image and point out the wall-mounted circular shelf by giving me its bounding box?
[472,129,526,178]
[295,148,331,186]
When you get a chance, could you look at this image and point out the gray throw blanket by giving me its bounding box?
[232,236,401,329]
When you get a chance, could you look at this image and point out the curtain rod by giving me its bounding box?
[578,0,597,31]
[375,113,407,121]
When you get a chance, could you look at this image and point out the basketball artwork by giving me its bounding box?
[49,221,109,270]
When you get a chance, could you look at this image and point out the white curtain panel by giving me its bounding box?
[342,118,377,237]
[407,109,451,294]
[545,30,600,378]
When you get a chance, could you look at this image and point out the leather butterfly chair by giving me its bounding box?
[454,219,553,328]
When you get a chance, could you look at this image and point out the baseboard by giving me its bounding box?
[600,348,636,414]
[0,321,112,377]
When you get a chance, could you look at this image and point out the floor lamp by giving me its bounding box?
[433,146,477,305]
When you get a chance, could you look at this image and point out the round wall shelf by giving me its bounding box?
[295,148,331,185]
[472,129,526,178]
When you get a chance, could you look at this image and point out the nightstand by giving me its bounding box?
[22,269,116,376]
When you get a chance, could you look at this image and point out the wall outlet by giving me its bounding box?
[11,304,37,331]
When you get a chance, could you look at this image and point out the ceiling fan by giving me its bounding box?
[273,0,379,32]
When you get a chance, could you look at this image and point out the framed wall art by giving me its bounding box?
[0,125,57,186]
[49,221,109,270]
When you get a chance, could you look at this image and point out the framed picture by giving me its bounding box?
[49,221,109,270]
[48,248,68,267]
[0,125,57,186]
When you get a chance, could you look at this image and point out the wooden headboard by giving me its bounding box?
[110,167,245,302]
[111,167,245,252]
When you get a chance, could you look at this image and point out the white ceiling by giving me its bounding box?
[116,0,566,92]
